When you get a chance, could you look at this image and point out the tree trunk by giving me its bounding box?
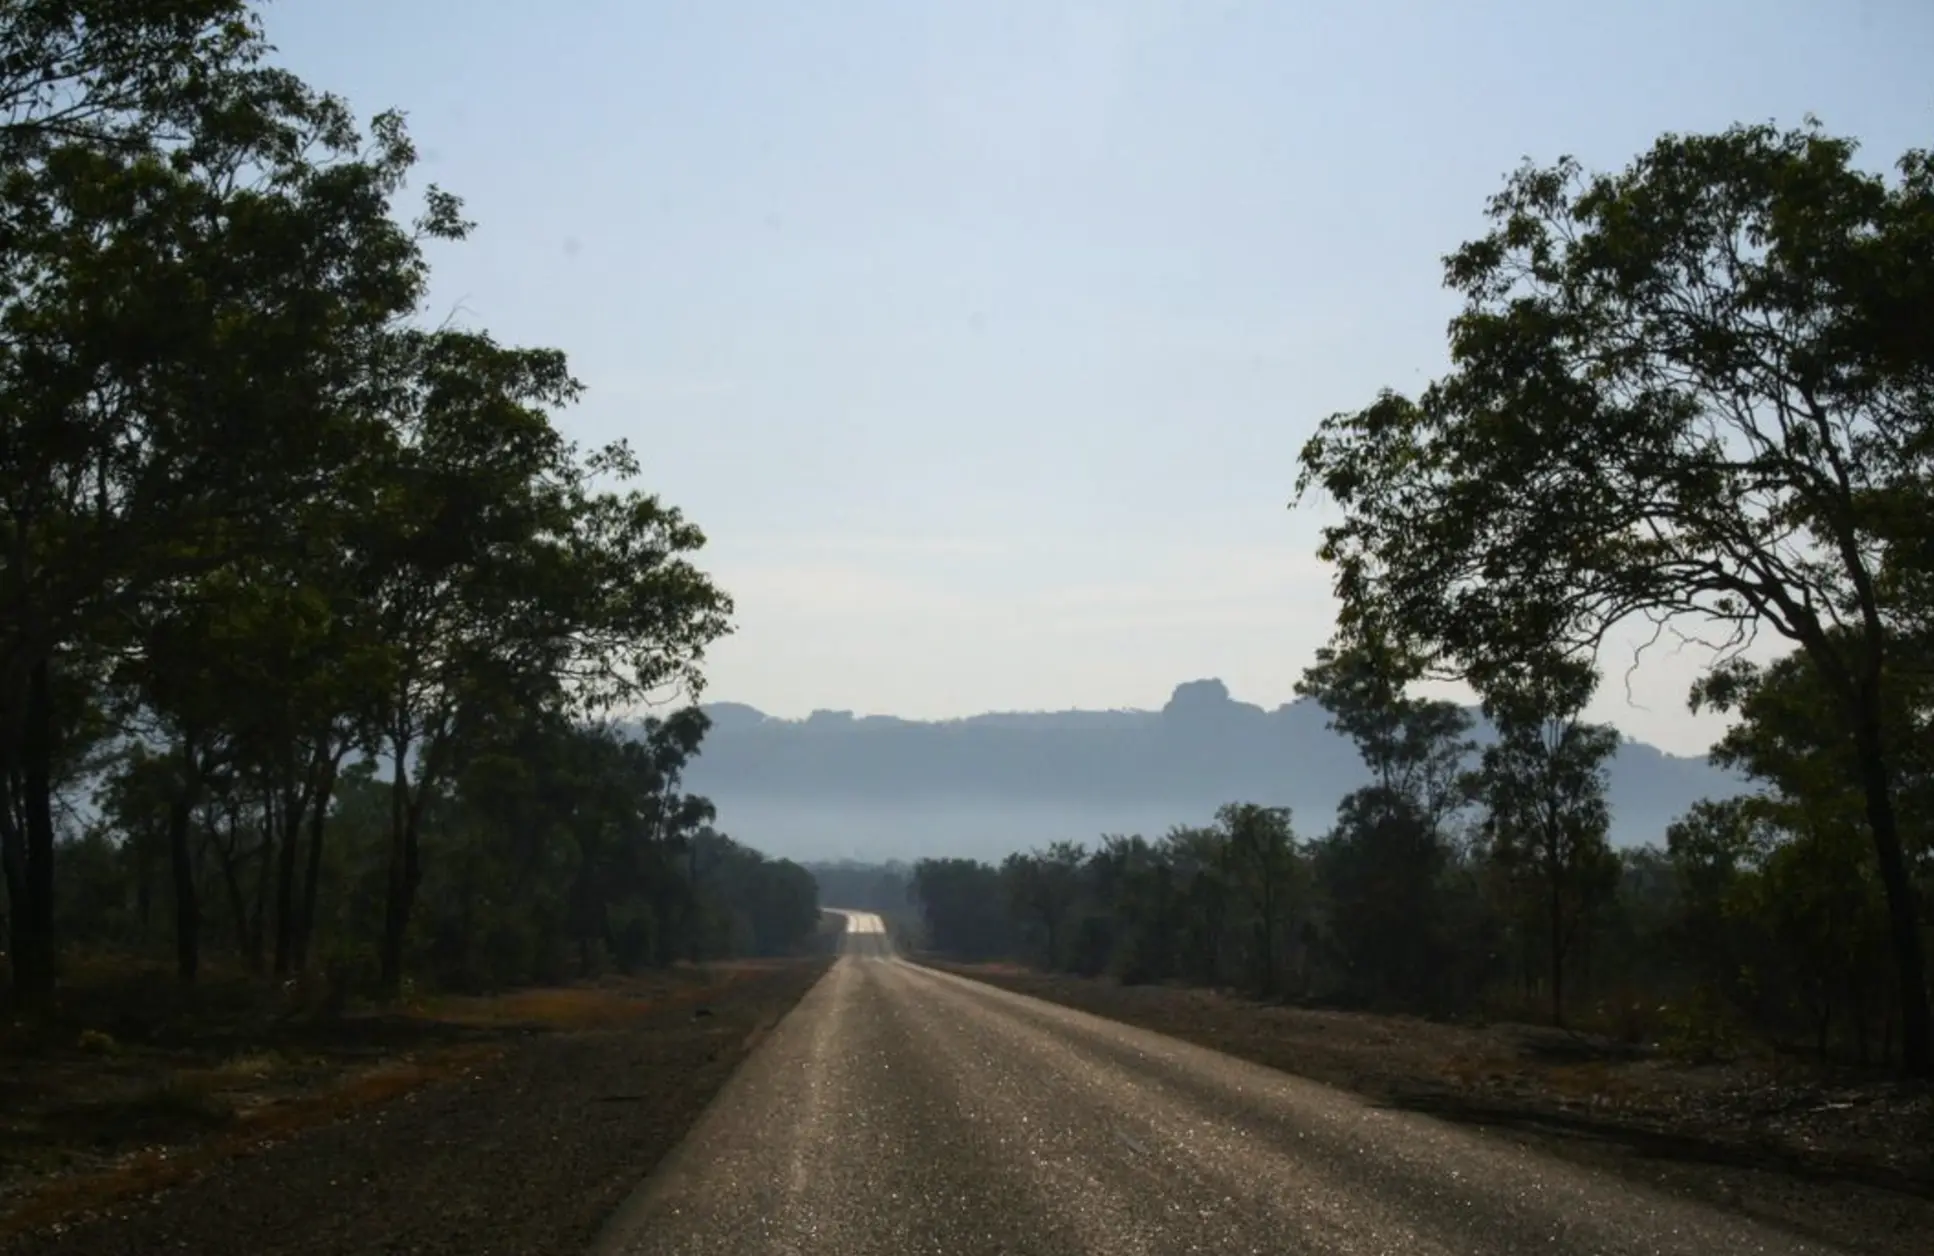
[1,772,28,1004]
[653,872,677,968]
[134,820,156,941]
[1850,708,1932,1077]
[379,730,421,996]
[1550,871,1566,1029]
[213,819,252,960]
[247,797,273,972]
[686,837,703,963]
[294,751,340,973]
[11,659,57,1009]
[1521,915,1536,1007]
[379,843,415,994]
[168,793,200,984]
[272,771,305,975]
[1258,873,1279,996]
[456,852,476,986]
[569,860,601,978]
[1854,975,1870,1066]
[1580,909,1596,1006]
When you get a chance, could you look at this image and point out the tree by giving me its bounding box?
[1695,643,1927,1060]
[350,329,573,992]
[1296,121,1934,1073]
[1296,636,1472,826]
[1665,797,1764,1001]
[0,4,456,1003]
[0,3,761,1007]
[1002,841,1085,969]
[1089,835,1180,985]
[0,1,265,162]
[1297,635,1474,1005]
[347,326,731,992]
[910,857,1009,959]
[1164,823,1234,986]
[1472,656,1621,1026]
[1695,641,1932,854]
[1217,803,1301,996]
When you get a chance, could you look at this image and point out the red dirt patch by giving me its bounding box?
[0,960,798,1241]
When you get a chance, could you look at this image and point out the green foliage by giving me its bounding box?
[1472,655,1621,1026]
[0,0,798,1009]
[1296,635,1472,820]
[1296,635,1476,1008]
[915,628,1928,1066]
[915,650,1926,1067]
[911,858,1012,961]
[1295,117,1934,1073]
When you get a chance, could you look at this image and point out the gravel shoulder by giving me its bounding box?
[927,960,1934,1256]
[1,957,832,1256]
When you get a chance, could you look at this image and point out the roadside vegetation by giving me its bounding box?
[0,958,831,1256]
[906,123,1934,1223]
[5,0,1929,1246]
[0,1,821,1232]
[913,118,1934,1077]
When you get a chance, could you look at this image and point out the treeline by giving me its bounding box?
[918,119,1934,1076]
[915,638,1928,1066]
[63,710,824,994]
[805,860,913,917]
[0,1,817,1007]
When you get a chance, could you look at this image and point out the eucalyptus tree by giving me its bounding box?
[0,2,456,1003]
[1297,121,1934,1071]
[1296,636,1474,1003]
[350,328,732,990]
[1217,803,1302,996]
[1471,656,1621,1026]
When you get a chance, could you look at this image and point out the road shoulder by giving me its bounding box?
[0,958,832,1256]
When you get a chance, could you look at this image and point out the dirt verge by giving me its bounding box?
[928,960,1934,1256]
[0,957,831,1256]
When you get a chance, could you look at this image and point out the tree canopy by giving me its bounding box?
[913,119,1932,1081]
[1,0,816,1012]
[1295,120,1934,1075]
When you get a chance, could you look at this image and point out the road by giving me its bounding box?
[594,910,1838,1255]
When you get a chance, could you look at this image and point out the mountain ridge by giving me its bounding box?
[676,679,1746,863]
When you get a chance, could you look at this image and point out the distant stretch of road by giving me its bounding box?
[594,909,1834,1255]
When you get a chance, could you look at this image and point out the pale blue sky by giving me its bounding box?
[267,0,1929,755]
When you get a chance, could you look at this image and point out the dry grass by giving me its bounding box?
[959,961,1033,977]
[1439,1049,1648,1109]
[0,1044,502,1241]
[0,958,837,1256]
[1539,1061,1643,1107]
[413,965,760,1031]
[0,959,772,1240]
[416,986,664,1032]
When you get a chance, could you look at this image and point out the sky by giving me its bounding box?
[265,0,1930,757]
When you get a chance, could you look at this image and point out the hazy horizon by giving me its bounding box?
[266,1,1932,760]
[697,683,1722,762]
[697,676,1730,760]
[676,678,1747,863]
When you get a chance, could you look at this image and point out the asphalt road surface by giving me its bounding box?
[594,910,1837,1255]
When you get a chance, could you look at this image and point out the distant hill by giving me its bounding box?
[678,679,1748,864]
